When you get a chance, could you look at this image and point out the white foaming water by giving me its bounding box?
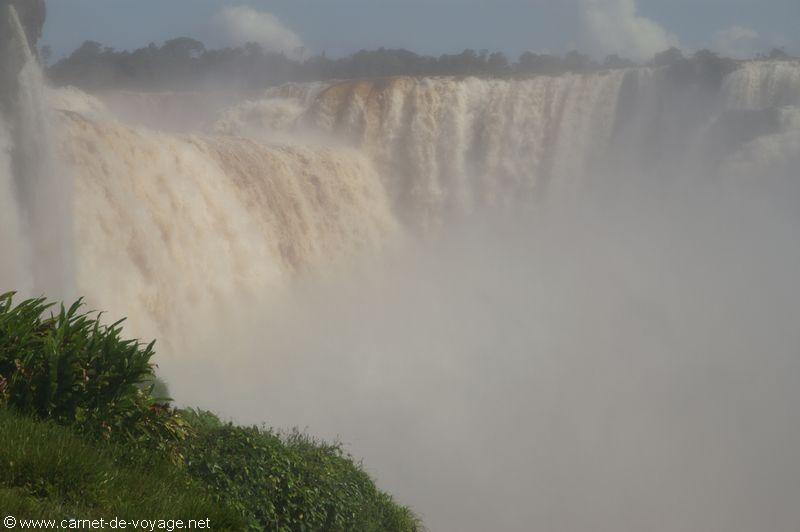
[53,109,397,350]
[222,73,628,227]
[0,110,27,290]
[723,60,800,110]
[5,28,800,530]
[218,62,800,224]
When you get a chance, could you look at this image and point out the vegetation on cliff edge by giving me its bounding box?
[0,292,419,531]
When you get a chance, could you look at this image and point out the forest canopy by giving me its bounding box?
[46,38,797,92]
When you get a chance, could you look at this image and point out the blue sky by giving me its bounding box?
[42,0,799,62]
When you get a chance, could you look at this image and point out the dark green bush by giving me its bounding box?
[180,410,420,532]
[0,292,186,448]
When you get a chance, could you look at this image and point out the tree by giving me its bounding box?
[487,52,510,76]
[603,54,636,69]
[692,49,737,87]
[653,47,685,66]
[70,40,104,62]
[515,52,560,75]
[761,47,791,60]
[563,50,594,72]
[161,37,205,59]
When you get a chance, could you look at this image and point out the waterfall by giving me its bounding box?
[215,61,800,226]
[219,73,628,226]
[1,49,797,351]
[50,106,397,347]
[0,5,73,299]
[722,60,800,110]
[29,59,797,351]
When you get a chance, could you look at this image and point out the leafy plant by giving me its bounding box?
[0,292,185,448]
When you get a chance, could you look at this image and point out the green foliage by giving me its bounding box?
[0,293,420,531]
[0,292,188,450]
[50,32,800,95]
[180,410,420,532]
[0,408,245,527]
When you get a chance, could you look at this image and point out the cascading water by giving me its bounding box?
[723,60,800,110]
[0,99,27,291]
[222,73,628,226]
[215,62,800,225]
[0,5,72,300]
[17,56,791,371]
[50,106,397,350]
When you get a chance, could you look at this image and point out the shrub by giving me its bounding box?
[0,292,185,448]
[180,410,420,532]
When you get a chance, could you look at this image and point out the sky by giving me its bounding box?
[42,0,800,62]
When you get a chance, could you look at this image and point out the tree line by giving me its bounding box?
[44,38,797,92]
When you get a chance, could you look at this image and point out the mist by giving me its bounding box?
[150,165,800,531]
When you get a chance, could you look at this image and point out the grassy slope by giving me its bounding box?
[0,407,420,531]
[0,408,245,526]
